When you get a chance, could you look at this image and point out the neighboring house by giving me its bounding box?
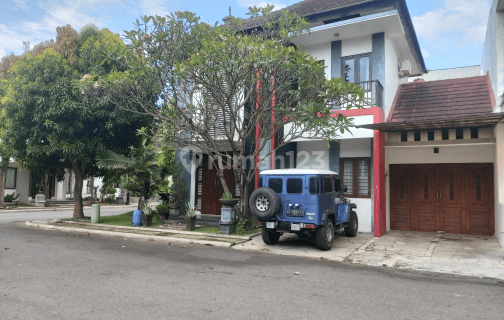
[362,76,502,244]
[482,0,504,113]
[178,0,427,236]
[2,160,103,203]
[408,66,481,82]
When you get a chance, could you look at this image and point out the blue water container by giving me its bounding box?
[132,210,143,226]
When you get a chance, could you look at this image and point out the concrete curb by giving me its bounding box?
[62,221,257,240]
[0,204,136,213]
[24,221,238,247]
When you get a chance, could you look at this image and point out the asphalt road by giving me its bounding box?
[1,209,503,320]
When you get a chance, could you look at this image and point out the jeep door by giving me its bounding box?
[284,176,306,219]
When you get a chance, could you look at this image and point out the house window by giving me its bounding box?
[340,158,371,198]
[309,177,320,194]
[342,54,371,84]
[5,168,17,189]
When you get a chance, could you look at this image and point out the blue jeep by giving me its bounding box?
[249,169,358,250]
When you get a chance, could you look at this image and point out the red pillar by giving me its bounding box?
[373,108,386,237]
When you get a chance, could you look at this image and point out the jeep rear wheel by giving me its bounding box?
[315,220,334,251]
[261,227,281,245]
[249,187,280,219]
[344,211,358,237]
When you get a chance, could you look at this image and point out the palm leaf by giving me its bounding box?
[96,150,134,169]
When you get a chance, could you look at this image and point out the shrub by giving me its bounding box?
[156,202,170,216]
[103,195,115,204]
[4,193,19,202]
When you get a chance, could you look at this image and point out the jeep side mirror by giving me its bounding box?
[343,186,348,193]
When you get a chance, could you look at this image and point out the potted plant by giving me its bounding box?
[219,191,239,207]
[183,202,196,231]
[141,205,153,227]
[156,201,170,222]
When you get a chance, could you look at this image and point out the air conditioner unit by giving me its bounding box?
[400,60,411,75]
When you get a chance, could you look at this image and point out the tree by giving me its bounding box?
[82,7,366,225]
[97,130,163,210]
[3,26,151,218]
[0,53,22,208]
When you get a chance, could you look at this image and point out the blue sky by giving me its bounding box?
[0,0,492,71]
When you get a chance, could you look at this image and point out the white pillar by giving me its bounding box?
[190,154,196,209]
[56,181,65,200]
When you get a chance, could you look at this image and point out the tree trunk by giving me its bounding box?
[138,174,145,210]
[89,177,95,205]
[0,158,8,208]
[43,172,50,200]
[72,161,86,219]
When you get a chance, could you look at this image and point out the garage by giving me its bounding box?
[390,163,494,235]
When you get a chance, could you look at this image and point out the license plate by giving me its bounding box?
[291,224,301,231]
[287,209,304,217]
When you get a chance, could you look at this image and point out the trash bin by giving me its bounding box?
[91,204,100,223]
[132,210,143,227]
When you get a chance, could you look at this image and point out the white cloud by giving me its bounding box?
[140,0,170,17]
[412,0,491,47]
[13,0,29,11]
[0,47,6,59]
[421,48,430,58]
[237,0,287,11]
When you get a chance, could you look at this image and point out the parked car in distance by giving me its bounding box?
[249,169,358,250]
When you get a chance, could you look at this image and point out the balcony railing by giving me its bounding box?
[332,80,383,110]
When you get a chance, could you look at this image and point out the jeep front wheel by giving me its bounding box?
[316,220,334,251]
[261,227,281,245]
[249,187,280,219]
[344,211,358,237]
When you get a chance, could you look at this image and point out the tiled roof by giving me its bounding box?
[388,76,495,123]
[240,0,374,29]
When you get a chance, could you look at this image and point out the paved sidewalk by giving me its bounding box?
[234,230,504,280]
[0,204,136,213]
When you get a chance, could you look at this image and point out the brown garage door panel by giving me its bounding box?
[391,208,412,231]
[390,163,494,236]
[441,209,463,234]
[467,210,492,234]
[417,208,436,232]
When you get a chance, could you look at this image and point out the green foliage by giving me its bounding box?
[234,218,253,235]
[183,202,196,217]
[155,202,170,216]
[4,193,19,202]
[103,195,116,204]
[0,25,151,218]
[220,191,236,200]
[100,183,116,197]
[96,130,165,209]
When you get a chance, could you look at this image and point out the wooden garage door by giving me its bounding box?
[390,164,494,235]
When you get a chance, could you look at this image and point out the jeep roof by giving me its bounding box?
[259,169,338,176]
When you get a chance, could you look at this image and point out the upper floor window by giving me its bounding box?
[342,53,370,84]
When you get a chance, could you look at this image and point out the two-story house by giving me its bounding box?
[178,0,427,237]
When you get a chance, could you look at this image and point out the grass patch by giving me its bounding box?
[98,211,164,227]
[63,212,163,227]
[192,226,220,234]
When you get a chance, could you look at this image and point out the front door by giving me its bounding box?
[200,154,235,215]
[390,164,494,235]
